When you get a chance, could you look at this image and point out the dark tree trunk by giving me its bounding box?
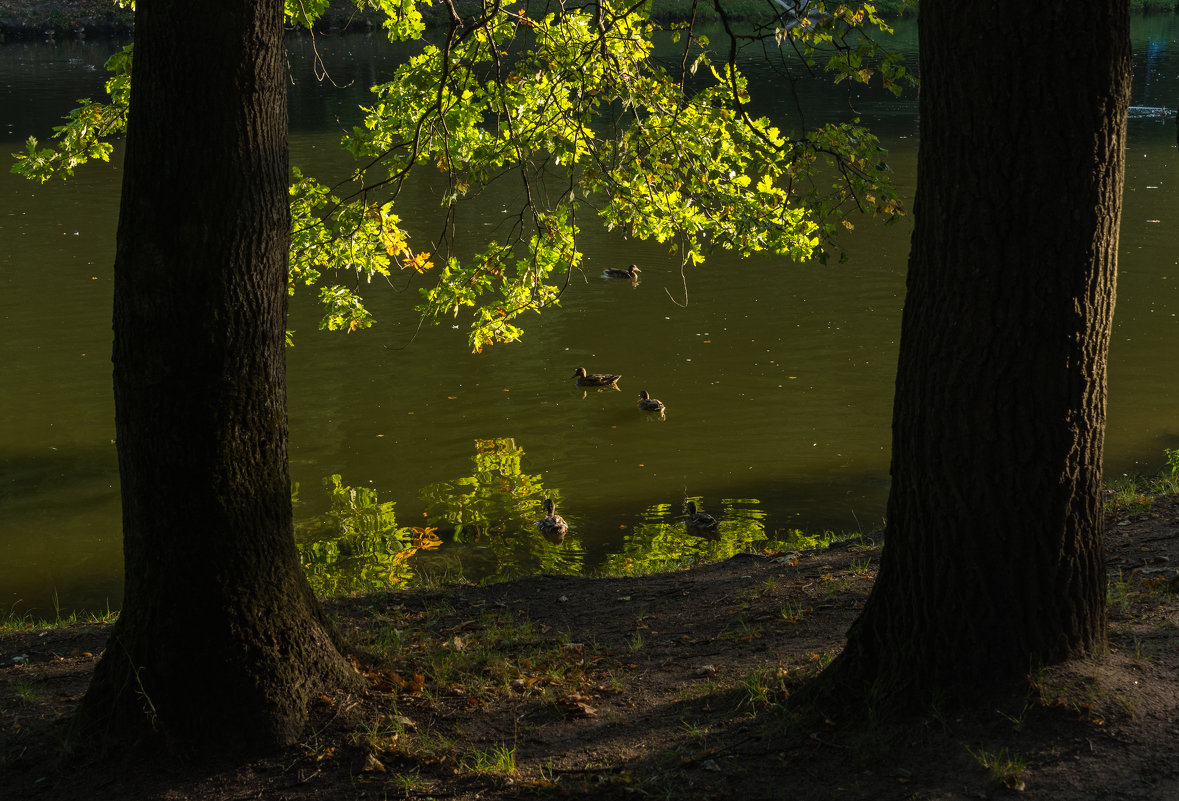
[75,0,359,753]
[815,1,1131,709]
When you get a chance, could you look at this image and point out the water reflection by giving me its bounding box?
[598,496,833,577]
[296,438,838,594]
[296,474,408,596]
[297,438,589,594]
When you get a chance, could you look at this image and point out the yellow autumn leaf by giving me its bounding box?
[409,251,434,273]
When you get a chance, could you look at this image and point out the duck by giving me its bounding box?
[636,390,665,413]
[602,264,641,280]
[684,500,719,531]
[537,498,568,542]
[572,367,621,387]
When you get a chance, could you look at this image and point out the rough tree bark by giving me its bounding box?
[815,1,1131,709]
[75,0,359,753]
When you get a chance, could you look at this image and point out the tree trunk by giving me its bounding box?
[75,0,359,753]
[815,1,1131,710]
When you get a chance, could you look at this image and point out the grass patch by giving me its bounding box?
[11,679,41,704]
[719,617,764,643]
[1107,570,1133,615]
[1105,470,1179,517]
[847,557,873,576]
[1,598,118,632]
[1104,567,1179,620]
[734,662,800,714]
[350,607,601,705]
[822,576,854,597]
[967,746,1026,791]
[679,719,713,739]
[779,600,811,624]
[461,743,517,776]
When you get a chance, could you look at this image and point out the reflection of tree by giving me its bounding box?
[295,474,417,597]
[597,498,820,575]
[297,463,822,592]
[296,439,583,594]
[418,438,582,581]
[419,438,548,535]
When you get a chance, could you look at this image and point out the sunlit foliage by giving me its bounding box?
[11,0,911,349]
[12,44,131,180]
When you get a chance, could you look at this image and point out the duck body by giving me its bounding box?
[685,500,719,530]
[537,498,568,542]
[572,367,621,387]
[637,390,665,413]
[602,264,641,280]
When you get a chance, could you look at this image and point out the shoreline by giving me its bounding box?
[1,0,900,43]
[3,489,1178,800]
[1,0,1174,42]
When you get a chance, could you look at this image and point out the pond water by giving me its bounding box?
[2,16,1177,617]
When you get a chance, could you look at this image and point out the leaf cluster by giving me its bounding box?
[341,1,911,349]
[11,0,913,350]
[11,44,132,182]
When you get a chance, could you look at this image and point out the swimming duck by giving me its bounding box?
[537,498,568,541]
[602,264,641,280]
[685,501,719,530]
[637,390,665,413]
[572,367,621,387]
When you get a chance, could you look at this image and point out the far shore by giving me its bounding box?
[2,0,914,43]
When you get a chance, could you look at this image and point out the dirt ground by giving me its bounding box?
[3,494,1179,801]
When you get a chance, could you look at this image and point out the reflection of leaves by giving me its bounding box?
[409,527,443,549]
[422,440,544,531]
[296,474,416,596]
[296,466,805,593]
[420,438,548,531]
[417,438,583,581]
[599,498,794,575]
[298,440,584,594]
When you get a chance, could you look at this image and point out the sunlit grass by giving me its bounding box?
[734,662,792,714]
[847,557,873,576]
[779,601,810,624]
[1104,468,1179,517]
[1,593,118,632]
[966,746,1026,790]
[461,743,518,776]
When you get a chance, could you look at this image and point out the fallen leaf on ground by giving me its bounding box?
[560,692,597,717]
